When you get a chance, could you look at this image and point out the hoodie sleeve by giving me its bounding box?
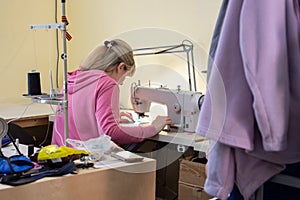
[240,0,291,151]
[95,80,157,145]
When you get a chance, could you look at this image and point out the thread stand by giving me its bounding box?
[27,0,69,145]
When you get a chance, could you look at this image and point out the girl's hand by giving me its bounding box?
[120,111,135,123]
[151,116,173,132]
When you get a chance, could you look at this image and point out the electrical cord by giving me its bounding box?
[7,102,35,124]
[38,119,52,147]
[4,101,35,155]
[38,101,62,147]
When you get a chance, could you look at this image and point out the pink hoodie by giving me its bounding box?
[51,69,156,146]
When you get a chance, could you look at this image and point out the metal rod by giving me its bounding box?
[133,44,192,54]
[186,51,192,91]
[29,23,63,30]
[190,44,197,91]
[28,0,69,146]
[133,41,197,92]
[154,44,184,54]
[61,0,69,145]
[134,44,191,51]
[134,50,187,56]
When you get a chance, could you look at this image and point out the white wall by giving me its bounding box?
[68,0,221,108]
[0,0,221,105]
[0,0,57,102]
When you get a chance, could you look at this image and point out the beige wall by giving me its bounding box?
[0,0,221,104]
[0,0,57,103]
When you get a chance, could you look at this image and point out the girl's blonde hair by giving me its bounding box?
[80,39,135,76]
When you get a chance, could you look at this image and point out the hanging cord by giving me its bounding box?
[6,131,23,156]
[1,31,29,74]
[38,119,52,147]
[7,102,35,124]
[32,31,38,68]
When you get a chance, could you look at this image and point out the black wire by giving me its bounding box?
[5,124,23,156]
[154,44,184,54]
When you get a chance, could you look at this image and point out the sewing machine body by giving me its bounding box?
[131,84,204,132]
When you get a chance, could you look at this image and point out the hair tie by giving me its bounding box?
[104,40,113,48]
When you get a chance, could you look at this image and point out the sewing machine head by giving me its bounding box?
[131,82,204,132]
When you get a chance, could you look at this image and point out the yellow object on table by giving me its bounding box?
[37,145,89,161]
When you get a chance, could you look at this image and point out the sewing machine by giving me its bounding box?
[131,82,204,132]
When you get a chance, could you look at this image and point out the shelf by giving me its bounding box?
[23,94,65,106]
[31,98,66,106]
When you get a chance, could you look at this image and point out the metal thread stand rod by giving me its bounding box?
[61,0,69,145]
[133,40,197,92]
[29,0,69,146]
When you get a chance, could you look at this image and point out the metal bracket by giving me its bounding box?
[29,23,65,31]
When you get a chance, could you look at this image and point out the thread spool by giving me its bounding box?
[27,70,42,95]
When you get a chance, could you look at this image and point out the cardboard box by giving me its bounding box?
[178,159,212,200]
[178,183,212,200]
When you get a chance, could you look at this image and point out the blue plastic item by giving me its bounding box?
[0,155,34,174]
[1,135,11,147]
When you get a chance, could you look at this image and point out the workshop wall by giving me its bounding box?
[0,0,57,103]
[0,0,221,105]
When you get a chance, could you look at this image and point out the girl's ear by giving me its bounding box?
[116,62,126,72]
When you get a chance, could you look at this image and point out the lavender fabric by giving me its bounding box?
[196,0,300,199]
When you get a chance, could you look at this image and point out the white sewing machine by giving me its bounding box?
[131,82,204,132]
